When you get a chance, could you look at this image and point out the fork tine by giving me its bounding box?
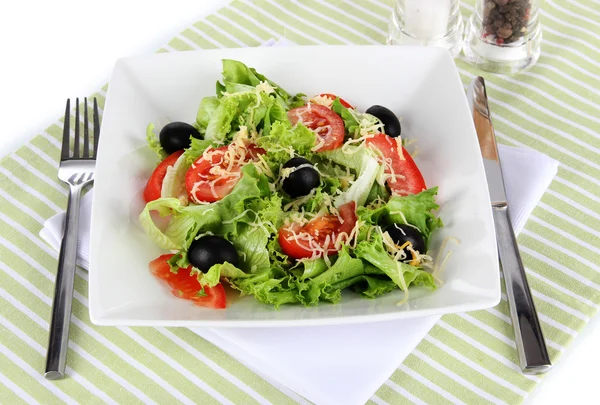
[93,98,100,157]
[61,99,70,160]
[73,98,80,159]
[83,98,89,158]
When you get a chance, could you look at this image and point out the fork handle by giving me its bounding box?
[494,205,551,374]
[45,185,83,380]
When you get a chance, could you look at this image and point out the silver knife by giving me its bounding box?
[467,76,552,375]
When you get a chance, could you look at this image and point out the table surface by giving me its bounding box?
[0,1,598,404]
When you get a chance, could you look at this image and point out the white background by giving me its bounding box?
[0,1,597,403]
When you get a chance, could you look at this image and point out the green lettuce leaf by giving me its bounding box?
[221,59,301,108]
[160,153,189,199]
[197,262,250,287]
[366,181,391,205]
[299,258,328,280]
[139,198,186,250]
[204,91,258,142]
[385,187,443,247]
[183,137,214,165]
[195,96,220,134]
[334,153,382,208]
[216,80,226,97]
[356,187,442,248]
[216,164,271,220]
[146,123,167,160]
[204,60,304,143]
[331,98,359,136]
[257,121,316,155]
[269,100,289,122]
[228,248,370,308]
[221,59,262,86]
[303,248,364,303]
[231,268,300,307]
[203,88,284,143]
[354,233,436,292]
[257,121,316,176]
[266,235,288,272]
[139,197,222,252]
[351,276,398,298]
[303,187,333,214]
[232,223,271,274]
[244,193,284,233]
[321,145,369,174]
[163,215,197,250]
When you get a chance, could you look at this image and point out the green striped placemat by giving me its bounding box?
[1,0,599,404]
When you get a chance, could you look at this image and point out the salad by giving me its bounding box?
[140,59,443,309]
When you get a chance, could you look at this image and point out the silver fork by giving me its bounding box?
[45,98,99,380]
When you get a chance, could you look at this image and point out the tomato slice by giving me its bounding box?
[185,143,264,203]
[318,93,353,109]
[365,133,426,196]
[143,150,184,203]
[287,104,345,152]
[278,202,357,260]
[149,254,226,309]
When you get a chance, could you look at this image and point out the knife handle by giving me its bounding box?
[493,205,552,374]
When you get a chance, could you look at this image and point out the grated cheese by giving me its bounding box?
[254,154,275,179]
[310,95,334,107]
[311,136,326,152]
[178,194,189,206]
[365,225,376,242]
[388,211,422,233]
[283,188,317,211]
[433,236,461,282]
[255,81,276,95]
[193,230,215,240]
[341,133,377,154]
[395,137,405,161]
[382,230,408,261]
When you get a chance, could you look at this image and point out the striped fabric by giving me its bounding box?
[1,0,599,403]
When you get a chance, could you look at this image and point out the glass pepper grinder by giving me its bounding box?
[463,0,542,73]
[387,0,464,57]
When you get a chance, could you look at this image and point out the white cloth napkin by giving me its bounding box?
[40,144,558,405]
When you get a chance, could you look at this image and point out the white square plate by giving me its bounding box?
[89,46,500,327]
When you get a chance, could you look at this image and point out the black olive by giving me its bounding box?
[366,105,401,138]
[282,157,320,198]
[187,235,238,272]
[159,122,201,154]
[385,224,426,260]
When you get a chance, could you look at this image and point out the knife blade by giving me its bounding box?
[467,76,552,375]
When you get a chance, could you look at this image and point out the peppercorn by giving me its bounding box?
[482,0,532,44]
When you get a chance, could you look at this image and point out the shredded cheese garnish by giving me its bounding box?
[310,95,334,107]
[255,81,275,95]
[340,133,377,154]
[311,136,326,152]
[254,154,275,178]
[283,188,317,211]
[381,231,409,261]
[388,211,422,234]
[433,236,461,282]
[193,230,214,240]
